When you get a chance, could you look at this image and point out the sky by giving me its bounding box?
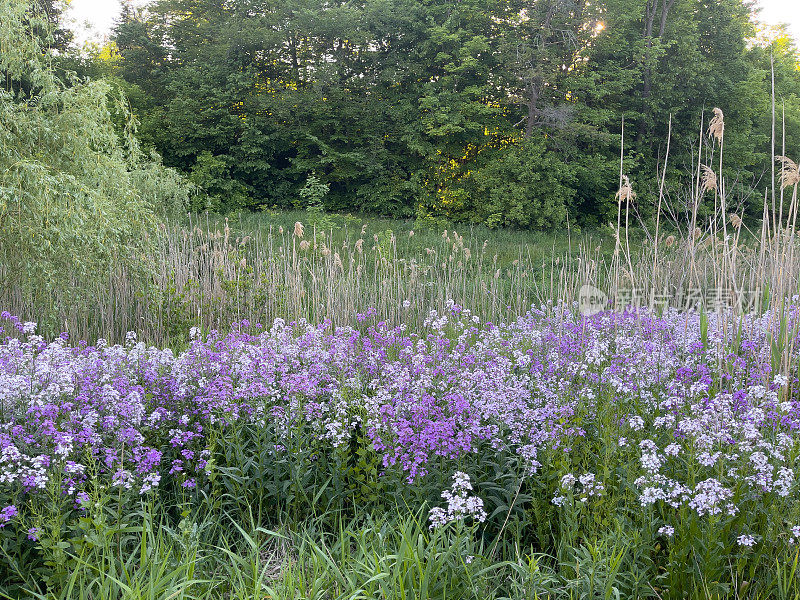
[66,0,144,43]
[755,0,800,45]
[66,0,800,46]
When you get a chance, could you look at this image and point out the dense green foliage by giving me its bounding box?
[102,0,800,227]
[0,0,190,326]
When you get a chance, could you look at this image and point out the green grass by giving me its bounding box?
[8,505,634,600]
[207,207,621,269]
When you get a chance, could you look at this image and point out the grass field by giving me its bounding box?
[2,204,771,349]
[2,208,625,347]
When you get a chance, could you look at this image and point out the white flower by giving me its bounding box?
[697,451,721,467]
[664,443,681,457]
[790,525,800,544]
[560,473,577,489]
[688,478,733,517]
[576,472,604,500]
[628,416,645,431]
[429,472,486,529]
[640,486,665,506]
[737,534,756,547]
[658,525,674,538]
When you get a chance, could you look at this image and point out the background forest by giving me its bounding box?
[3,0,800,342]
[64,0,800,228]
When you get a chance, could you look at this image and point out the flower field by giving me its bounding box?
[2,302,800,598]
[3,0,800,595]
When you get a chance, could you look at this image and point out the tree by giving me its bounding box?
[105,0,800,228]
[0,0,190,331]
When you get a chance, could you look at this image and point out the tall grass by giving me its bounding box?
[10,505,716,600]
[4,170,799,352]
[2,104,799,347]
[0,210,608,344]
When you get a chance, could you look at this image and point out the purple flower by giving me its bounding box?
[0,505,18,527]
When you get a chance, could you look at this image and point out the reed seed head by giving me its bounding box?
[708,107,724,143]
[777,156,800,189]
[701,165,717,193]
[616,175,636,204]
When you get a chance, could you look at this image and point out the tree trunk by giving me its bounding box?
[524,1,557,138]
[637,0,674,146]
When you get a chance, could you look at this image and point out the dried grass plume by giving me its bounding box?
[708,107,724,143]
[777,156,800,189]
[616,175,636,203]
[701,165,717,193]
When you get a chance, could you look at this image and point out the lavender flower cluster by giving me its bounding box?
[1,304,799,546]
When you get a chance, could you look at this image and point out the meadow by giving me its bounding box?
[3,1,800,597]
[2,281,800,598]
[4,189,800,597]
[4,147,800,598]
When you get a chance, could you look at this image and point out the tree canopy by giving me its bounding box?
[55,0,800,227]
[0,0,190,321]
